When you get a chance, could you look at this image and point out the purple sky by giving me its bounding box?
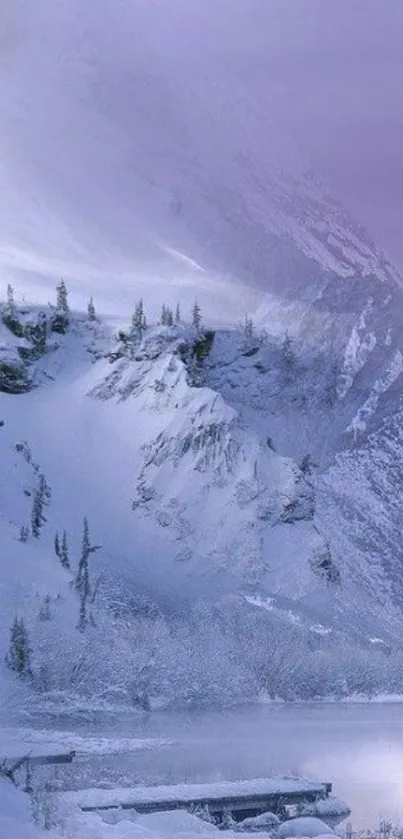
[1,0,403,275]
[153,0,403,264]
[249,0,403,265]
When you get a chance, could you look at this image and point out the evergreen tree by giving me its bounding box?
[6,617,32,677]
[6,283,15,313]
[23,313,48,359]
[192,300,202,333]
[52,280,70,333]
[175,303,181,325]
[187,354,205,388]
[54,531,61,558]
[31,475,50,538]
[75,518,100,631]
[166,307,173,327]
[130,299,146,344]
[56,279,69,314]
[39,473,51,504]
[18,525,29,543]
[60,530,70,569]
[31,490,44,538]
[87,296,96,322]
[160,304,167,326]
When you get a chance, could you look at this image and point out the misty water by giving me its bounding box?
[20,702,403,830]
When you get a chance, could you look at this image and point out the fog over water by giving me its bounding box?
[22,703,403,830]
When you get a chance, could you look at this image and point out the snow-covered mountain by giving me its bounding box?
[2,0,403,708]
[2,290,403,711]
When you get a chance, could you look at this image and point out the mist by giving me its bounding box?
[0,0,402,313]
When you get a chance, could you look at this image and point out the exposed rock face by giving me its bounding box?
[90,327,334,613]
[0,350,30,394]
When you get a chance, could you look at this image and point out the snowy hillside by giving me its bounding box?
[2,288,403,713]
[3,0,403,709]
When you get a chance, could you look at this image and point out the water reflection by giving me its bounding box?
[18,702,403,830]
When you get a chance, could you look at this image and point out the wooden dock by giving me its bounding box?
[2,751,76,769]
[1,751,76,792]
[1,748,344,827]
[61,777,333,822]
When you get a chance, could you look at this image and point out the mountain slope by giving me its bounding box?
[2,303,403,713]
[2,0,403,707]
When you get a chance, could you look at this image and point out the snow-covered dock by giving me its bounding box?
[1,750,76,792]
[62,777,333,822]
[2,750,76,768]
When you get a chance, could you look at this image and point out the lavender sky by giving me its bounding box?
[254,0,403,266]
[1,0,403,280]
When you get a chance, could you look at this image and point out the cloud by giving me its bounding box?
[0,0,402,316]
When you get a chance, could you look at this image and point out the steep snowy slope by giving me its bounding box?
[2,301,403,638]
[1,313,318,606]
[204,324,403,644]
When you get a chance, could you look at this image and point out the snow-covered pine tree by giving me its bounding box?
[60,530,70,569]
[31,489,44,538]
[6,283,15,313]
[2,282,23,336]
[175,303,181,324]
[186,353,205,388]
[166,307,173,327]
[75,518,100,631]
[23,311,48,359]
[6,617,32,677]
[130,299,146,344]
[18,525,29,543]
[31,475,50,538]
[39,474,51,503]
[160,304,167,326]
[54,531,61,558]
[56,280,69,314]
[52,280,70,333]
[192,300,202,333]
[87,296,96,321]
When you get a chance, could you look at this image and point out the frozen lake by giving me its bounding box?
[11,702,403,829]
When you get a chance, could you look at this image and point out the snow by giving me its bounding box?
[237,811,280,831]
[61,777,331,811]
[295,796,350,824]
[0,727,172,760]
[2,2,403,836]
[3,309,403,714]
[60,808,243,839]
[277,818,334,839]
[0,779,46,838]
[2,0,403,712]
[347,349,403,437]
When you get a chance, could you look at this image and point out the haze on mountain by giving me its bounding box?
[1,0,403,317]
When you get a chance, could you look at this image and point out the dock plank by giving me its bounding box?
[62,778,332,814]
[2,751,75,768]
